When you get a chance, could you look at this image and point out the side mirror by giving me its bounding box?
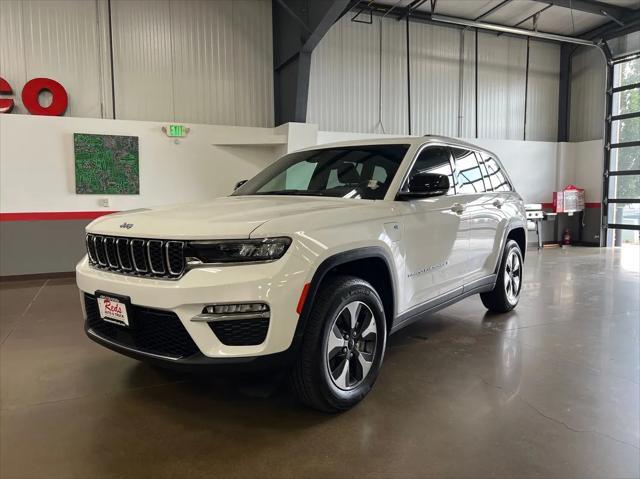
[399,173,449,199]
[234,179,248,190]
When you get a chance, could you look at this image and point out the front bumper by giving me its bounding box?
[76,251,310,366]
[84,322,295,372]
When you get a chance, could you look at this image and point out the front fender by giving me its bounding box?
[288,234,400,352]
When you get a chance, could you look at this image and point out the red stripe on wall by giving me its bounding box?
[0,202,604,222]
[0,211,117,222]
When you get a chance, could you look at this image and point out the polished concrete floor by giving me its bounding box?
[1,247,638,478]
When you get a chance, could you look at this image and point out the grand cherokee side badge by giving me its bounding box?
[407,260,449,279]
[120,222,134,229]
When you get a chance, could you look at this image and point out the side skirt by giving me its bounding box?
[390,275,496,334]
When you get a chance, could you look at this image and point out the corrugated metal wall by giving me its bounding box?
[0,0,273,127]
[307,16,408,135]
[112,0,273,126]
[0,0,106,118]
[2,1,607,137]
[569,46,606,142]
[111,0,174,121]
[410,23,460,137]
[307,15,563,142]
[526,41,560,141]
[477,32,527,140]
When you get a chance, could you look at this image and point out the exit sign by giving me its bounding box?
[163,124,189,137]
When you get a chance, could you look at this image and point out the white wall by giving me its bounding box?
[558,139,604,203]
[0,0,273,127]
[307,15,562,142]
[1,116,604,215]
[0,115,282,214]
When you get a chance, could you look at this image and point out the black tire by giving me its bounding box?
[480,239,523,313]
[289,275,387,413]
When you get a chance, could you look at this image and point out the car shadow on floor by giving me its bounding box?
[121,306,521,429]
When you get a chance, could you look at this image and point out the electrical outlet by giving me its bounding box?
[99,198,109,208]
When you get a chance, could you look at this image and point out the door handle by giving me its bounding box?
[451,203,465,215]
[493,199,504,209]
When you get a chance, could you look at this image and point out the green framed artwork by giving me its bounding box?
[74,133,139,194]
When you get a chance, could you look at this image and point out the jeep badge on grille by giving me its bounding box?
[120,222,134,229]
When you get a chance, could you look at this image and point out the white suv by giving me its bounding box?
[76,136,526,411]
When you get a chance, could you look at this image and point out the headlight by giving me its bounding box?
[186,237,292,264]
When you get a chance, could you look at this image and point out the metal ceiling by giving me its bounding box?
[363,0,640,42]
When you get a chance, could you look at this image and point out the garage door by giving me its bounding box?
[605,53,640,246]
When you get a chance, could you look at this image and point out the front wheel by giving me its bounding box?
[480,239,523,313]
[289,275,387,412]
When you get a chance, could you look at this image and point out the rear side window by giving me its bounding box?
[406,146,455,195]
[452,148,485,194]
[479,152,511,191]
[475,152,492,191]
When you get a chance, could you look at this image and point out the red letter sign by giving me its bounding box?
[21,78,68,116]
[0,77,14,113]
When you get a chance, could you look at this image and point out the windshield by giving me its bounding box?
[233,144,410,200]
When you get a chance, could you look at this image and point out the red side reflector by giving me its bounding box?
[296,283,311,315]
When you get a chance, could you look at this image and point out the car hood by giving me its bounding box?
[86,195,371,239]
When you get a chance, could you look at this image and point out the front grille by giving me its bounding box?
[209,318,269,346]
[86,234,185,279]
[84,294,199,359]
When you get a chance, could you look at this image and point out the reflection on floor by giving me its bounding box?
[1,247,639,478]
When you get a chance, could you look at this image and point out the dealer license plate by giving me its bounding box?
[97,294,130,327]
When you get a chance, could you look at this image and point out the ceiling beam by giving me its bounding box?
[356,1,600,44]
[529,0,632,20]
[431,14,596,45]
[581,9,640,40]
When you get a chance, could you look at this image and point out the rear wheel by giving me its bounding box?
[481,239,523,313]
[289,275,387,412]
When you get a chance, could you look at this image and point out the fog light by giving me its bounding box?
[203,303,269,315]
[192,303,270,323]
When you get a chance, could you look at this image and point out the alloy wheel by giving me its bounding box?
[504,249,522,304]
[325,301,378,391]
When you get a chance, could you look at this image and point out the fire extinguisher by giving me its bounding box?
[562,229,571,246]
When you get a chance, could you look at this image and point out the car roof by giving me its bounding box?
[300,135,499,158]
